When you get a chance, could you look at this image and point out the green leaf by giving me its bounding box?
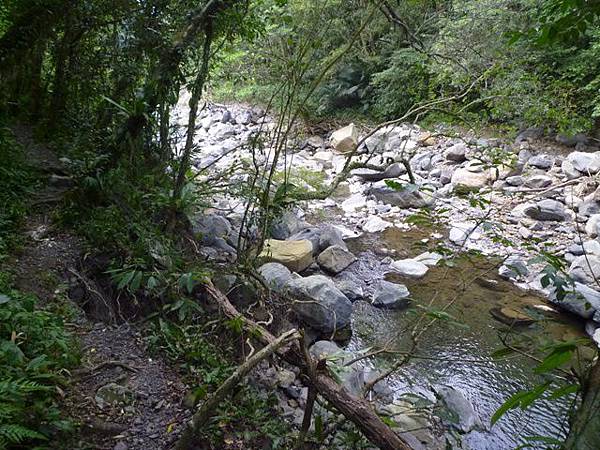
[548,384,579,400]
[534,349,573,374]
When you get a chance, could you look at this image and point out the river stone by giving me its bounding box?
[435,386,482,433]
[505,175,525,187]
[317,245,357,274]
[335,279,364,301]
[549,282,600,320]
[309,341,365,396]
[362,216,392,233]
[260,239,313,272]
[449,221,482,246]
[585,214,600,237]
[524,174,553,189]
[341,193,367,212]
[288,226,346,255]
[352,163,405,182]
[258,262,293,292]
[371,280,411,309]
[192,213,231,244]
[414,251,443,266]
[562,160,582,179]
[445,143,467,162]
[528,154,554,170]
[490,307,534,326]
[579,198,600,217]
[284,275,352,334]
[498,256,529,280]
[95,383,134,409]
[568,255,600,284]
[567,151,600,174]
[271,210,308,239]
[389,259,429,279]
[330,123,358,153]
[523,199,567,221]
[369,182,433,208]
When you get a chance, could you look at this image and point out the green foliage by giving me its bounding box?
[0,127,38,257]
[0,275,79,449]
[147,318,294,448]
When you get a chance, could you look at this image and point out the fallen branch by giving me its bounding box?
[203,281,414,450]
[176,327,300,449]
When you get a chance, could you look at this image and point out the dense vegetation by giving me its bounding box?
[1,0,600,449]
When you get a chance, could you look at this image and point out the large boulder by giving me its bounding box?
[369,182,433,208]
[271,210,308,240]
[288,225,346,255]
[566,151,600,174]
[317,245,357,274]
[260,239,313,272]
[549,282,600,320]
[389,259,429,279]
[331,123,358,153]
[523,199,567,221]
[258,262,293,292]
[192,213,235,253]
[284,275,352,334]
[569,255,600,284]
[371,280,411,309]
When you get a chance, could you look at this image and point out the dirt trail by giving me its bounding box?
[10,125,189,450]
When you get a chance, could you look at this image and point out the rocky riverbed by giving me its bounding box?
[172,98,600,448]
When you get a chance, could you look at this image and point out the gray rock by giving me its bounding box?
[515,127,544,143]
[258,263,293,292]
[371,280,411,309]
[549,282,600,320]
[569,255,600,284]
[284,275,352,334]
[335,279,364,301]
[528,154,554,170]
[445,144,467,162]
[389,259,429,279]
[353,163,405,182]
[309,341,364,396]
[192,213,235,253]
[317,245,357,274]
[498,256,529,280]
[410,151,433,171]
[435,386,482,433]
[524,175,553,189]
[271,210,307,240]
[562,160,582,179]
[523,199,567,221]
[288,225,346,256]
[95,383,133,409]
[505,176,525,187]
[580,199,600,217]
[566,151,600,174]
[586,215,600,237]
[557,133,588,147]
[369,182,433,208]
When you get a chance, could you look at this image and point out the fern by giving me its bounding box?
[0,424,46,445]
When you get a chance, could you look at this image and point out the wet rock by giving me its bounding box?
[549,282,600,320]
[498,256,529,280]
[260,239,313,272]
[445,143,467,162]
[369,182,433,208]
[317,245,357,274]
[490,307,534,326]
[331,123,358,153]
[414,251,443,266]
[284,275,352,333]
[362,216,392,233]
[568,255,600,284]
[371,280,411,309]
[523,199,567,221]
[435,386,482,433]
[528,154,554,170]
[389,259,429,279]
[309,341,364,396]
[258,262,293,292]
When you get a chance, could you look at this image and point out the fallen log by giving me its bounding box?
[203,281,413,450]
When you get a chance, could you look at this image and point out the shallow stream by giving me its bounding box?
[345,227,585,449]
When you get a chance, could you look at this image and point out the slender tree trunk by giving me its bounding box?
[565,358,600,449]
[172,21,213,202]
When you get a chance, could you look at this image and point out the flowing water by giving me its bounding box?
[343,227,587,449]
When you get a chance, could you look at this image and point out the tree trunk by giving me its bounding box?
[564,358,600,449]
[204,282,414,450]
